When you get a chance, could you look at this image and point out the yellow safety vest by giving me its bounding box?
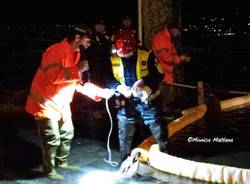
[110,49,149,85]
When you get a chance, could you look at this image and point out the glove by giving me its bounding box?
[116,85,132,98]
[131,79,144,98]
[139,86,152,102]
[134,86,152,102]
[98,88,116,99]
[131,79,152,101]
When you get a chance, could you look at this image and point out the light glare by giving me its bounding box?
[79,170,121,184]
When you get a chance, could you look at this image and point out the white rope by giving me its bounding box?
[104,98,118,167]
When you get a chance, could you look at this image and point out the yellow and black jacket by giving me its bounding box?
[107,49,164,93]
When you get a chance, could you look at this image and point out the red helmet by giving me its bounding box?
[114,30,137,57]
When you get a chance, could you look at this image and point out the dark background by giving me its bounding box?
[0,0,137,25]
[182,1,250,90]
[0,0,250,91]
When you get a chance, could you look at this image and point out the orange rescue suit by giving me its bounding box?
[152,29,181,83]
[26,38,83,120]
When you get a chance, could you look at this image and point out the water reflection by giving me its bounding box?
[169,105,250,169]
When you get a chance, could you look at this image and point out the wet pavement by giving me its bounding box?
[0,114,203,184]
[1,93,250,184]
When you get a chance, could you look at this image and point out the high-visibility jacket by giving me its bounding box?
[26,38,82,120]
[152,29,181,83]
[110,49,149,85]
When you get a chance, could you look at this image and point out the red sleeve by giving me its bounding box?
[41,46,81,84]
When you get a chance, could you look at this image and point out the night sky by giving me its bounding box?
[1,0,249,25]
[0,0,137,25]
[182,0,248,15]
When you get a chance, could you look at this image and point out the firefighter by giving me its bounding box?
[26,24,114,180]
[106,29,168,162]
[152,22,190,118]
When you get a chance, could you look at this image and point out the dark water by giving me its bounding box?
[169,105,250,169]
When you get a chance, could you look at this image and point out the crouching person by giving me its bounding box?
[25,24,114,180]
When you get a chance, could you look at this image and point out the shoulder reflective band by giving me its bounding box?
[29,92,62,114]
[39,62,71,81]
[39,63,62,72]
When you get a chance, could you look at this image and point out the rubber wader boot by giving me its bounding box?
[118,121,136,162]
[58,164,80,171]
[47,170,64,180]
[148,123,168,153]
